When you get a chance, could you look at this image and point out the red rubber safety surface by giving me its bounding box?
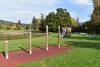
[0,46,72,67]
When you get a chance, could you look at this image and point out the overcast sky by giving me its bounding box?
[0,0,93,23]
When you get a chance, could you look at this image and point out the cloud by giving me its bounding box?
[0,0,62,23]
[0,0,93,23]
[70,0,92,5]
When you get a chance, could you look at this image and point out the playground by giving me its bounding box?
[0,26,72,67]
[0,0,100,67]
[0,25,99,67]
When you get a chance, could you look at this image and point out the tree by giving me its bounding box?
[90,0,100,34]
[45,8,72,32]
[92,0,100,7]
[6,24,11,30]
[71,18,79,27]
[10,24,17,30]
[46,12,56,31]
[39,13,46,31]
[56,8,71,27]
[91,0,100,22]
[15,20,22,30]
[25,24,30,30]
[18,20,21,25]
[1,24,6,29]
[32,16,40,31]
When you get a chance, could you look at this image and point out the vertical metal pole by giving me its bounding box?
[29,25,32,54]
[58,26,60,48]
[46,25,48,51]
[5,40,8,59]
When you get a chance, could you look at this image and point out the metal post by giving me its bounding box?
[29,25,32,54]
[58,26,60,48]
[5,40,8,59]
[46,25,48,51]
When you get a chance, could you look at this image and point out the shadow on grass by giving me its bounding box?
[65,41,100,50]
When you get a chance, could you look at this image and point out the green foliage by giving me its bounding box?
[45,8,72,32]
[56,8,71,26]
[39,13,46,31]
[83,0,100,34]
[91,7,100,23]
[46,12,56,31]
[32,17,40,31]
[0,20,27,30]
[91,0,100,23]
[71,18,79,27]
[94,22,100,33]
[25,24,30,30]
[6,24,12,30]
[14,20,22,30]
[1,24,6,29]
[92,0,100,7]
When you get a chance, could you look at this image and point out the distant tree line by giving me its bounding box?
[31,8,79,32]
[0,8,79,32]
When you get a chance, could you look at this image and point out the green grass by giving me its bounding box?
[16,33,100,67]
[0,33,100,67]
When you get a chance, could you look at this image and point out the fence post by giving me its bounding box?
[46,25,48,51]
[58,26,60,48]
[5,40,8,59]
[29,25,32,54]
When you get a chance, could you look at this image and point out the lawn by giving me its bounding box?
[0,33,100,67]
